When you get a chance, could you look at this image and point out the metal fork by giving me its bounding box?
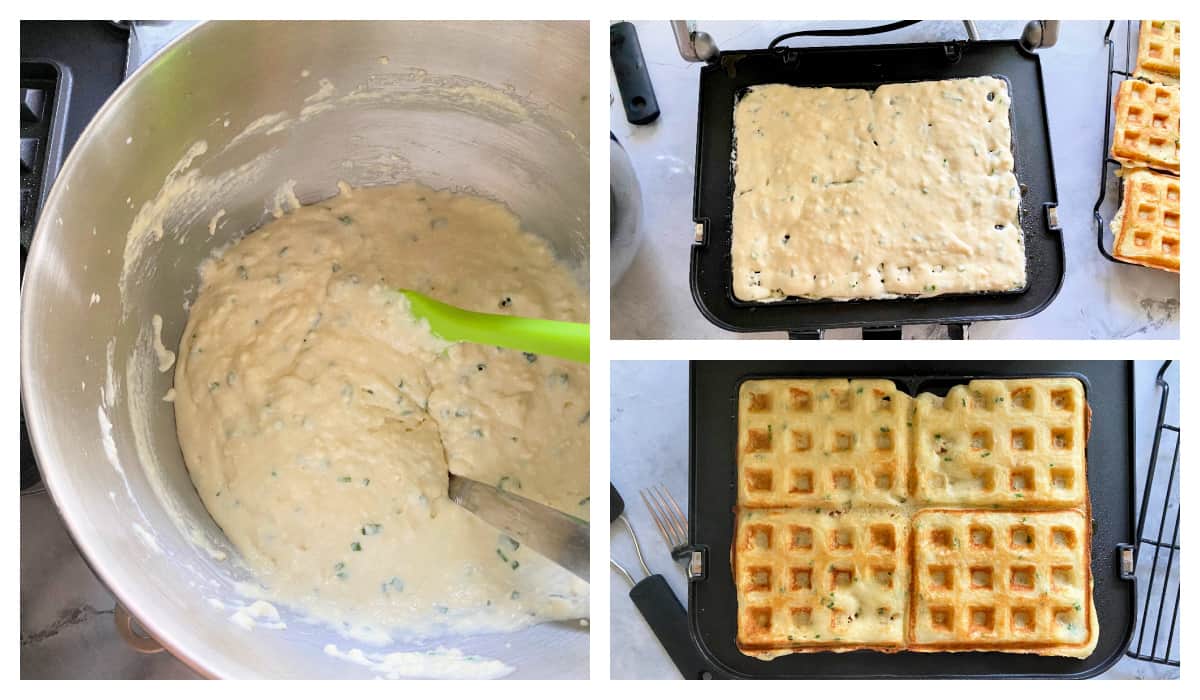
[640,484,689,561]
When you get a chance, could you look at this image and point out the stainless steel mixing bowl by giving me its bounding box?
[20,20,589,679]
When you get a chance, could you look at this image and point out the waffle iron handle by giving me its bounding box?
[1020,21,1060,50]
[630,574,720,679]
[611,22,661,125]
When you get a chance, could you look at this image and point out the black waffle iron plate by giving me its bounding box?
[687,361,1135,678]
[691,40,1065,336]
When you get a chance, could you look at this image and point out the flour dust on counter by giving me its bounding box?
[172,183,589,643]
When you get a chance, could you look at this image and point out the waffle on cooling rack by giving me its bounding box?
[1111,79,1180,174]
[1135,20,1180,85]
[1111,168,1181,272]
[733,377,1097,659]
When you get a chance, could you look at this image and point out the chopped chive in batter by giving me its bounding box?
[362,523,383,536]
[351,542,362,552]
[496,548,509,563]
[337,476,352,483]
[338,215,353,225]
[579,496,590,506]
[523,352,538,363]
[382,577,404,593]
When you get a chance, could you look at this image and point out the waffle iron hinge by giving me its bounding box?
[1118,543,1136,580]
[680,544,708,582]
[671,20,718,63]
[1044,203,1063,234]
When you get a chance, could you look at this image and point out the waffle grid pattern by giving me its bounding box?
[736,509,910,650]
[1112,168,1181,272]
[1135,20,1180,84]
[1111,79,1180,174]
[734,378,1095,658]
[910,509,1094,649]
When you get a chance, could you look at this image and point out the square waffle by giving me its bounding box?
[734,377,1095,659]
[911,379,1089,508]
[1111,79,1180,174]
[1111,168,1181,272]
[909,509,1097,656]
[738,379,913,509]
[734,508,910,656]
[1135,20,1180,85]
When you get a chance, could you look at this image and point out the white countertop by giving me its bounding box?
[610,21,1180,339]
[609,360,1179,678]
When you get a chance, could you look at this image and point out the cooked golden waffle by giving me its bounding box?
[738,379,913,509]
[734,508,910,656]
[734,377,1094,659]
[1111,168,1181,272]
[909,509,1097,657]
[912,379,1089,508]
[1135,20,1180,85]
[1111,80,1180,173]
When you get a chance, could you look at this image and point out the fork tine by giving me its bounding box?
[642,487,673,547]
[658,484,689,543]
[649,485,686,547]
[640,488,674,548]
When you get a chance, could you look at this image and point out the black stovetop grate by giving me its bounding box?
[1126,360,1180,666]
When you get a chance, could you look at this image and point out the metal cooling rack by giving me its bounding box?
[1125,360,1180,666]
[1091,20,1179,267]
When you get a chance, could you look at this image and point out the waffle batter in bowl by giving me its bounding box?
[173,183,589,641]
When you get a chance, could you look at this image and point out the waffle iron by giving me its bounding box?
[685,23,1065,338]
[684,361,1135,678]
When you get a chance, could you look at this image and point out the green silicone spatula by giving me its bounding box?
[399,289,589,364]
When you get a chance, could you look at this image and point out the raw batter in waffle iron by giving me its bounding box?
[173,184,589,641]
[730,77,1025,301]
[734,378,1096,659]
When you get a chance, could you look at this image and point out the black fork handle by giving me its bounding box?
[629,574,722,679]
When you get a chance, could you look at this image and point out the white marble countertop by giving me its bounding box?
[610,21,1180,339]
[609,360,1179,679]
